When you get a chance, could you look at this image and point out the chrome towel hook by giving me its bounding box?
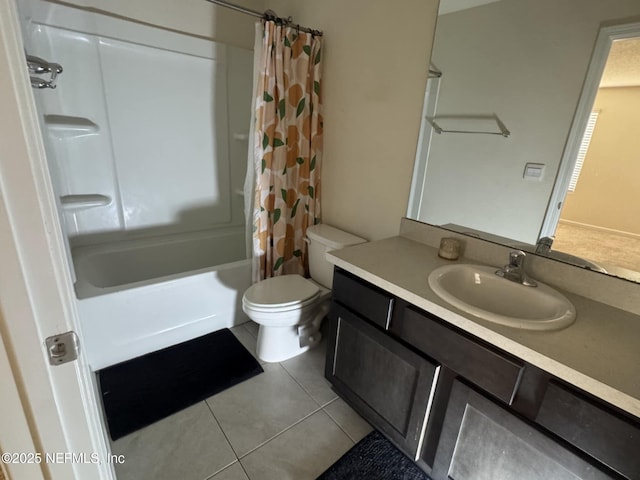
[26,54,63,89]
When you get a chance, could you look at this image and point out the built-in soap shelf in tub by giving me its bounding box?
[60,194,111,211]
[45,115,99,138]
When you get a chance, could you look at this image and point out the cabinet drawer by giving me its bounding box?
[536,382,640,480]
[395,307,524,405]
[332,269,394,329]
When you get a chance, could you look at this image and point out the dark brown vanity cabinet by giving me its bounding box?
[326,268,640,480]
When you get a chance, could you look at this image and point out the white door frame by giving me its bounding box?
[0,0,113,478]
[540,21,640,239]
[0,326,46,480]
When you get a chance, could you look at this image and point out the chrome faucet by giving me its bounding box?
[496,250,537,287]
[535,236,554,255]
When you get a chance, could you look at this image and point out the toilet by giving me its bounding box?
[242,224,366,362]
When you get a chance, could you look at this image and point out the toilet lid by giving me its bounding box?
[244,274,320,308]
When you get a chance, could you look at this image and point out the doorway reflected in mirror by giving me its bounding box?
[550,36,640,281]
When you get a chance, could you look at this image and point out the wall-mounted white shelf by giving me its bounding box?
[233,133,249,141]
[60,194,111,211]
[45,115,99,138]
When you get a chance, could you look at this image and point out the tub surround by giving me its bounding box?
[25,2,253,246]
[326,219,640,419]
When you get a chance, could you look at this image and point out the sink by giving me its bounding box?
[428,264,576,331]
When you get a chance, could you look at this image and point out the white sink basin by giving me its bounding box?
[428,264,576,331]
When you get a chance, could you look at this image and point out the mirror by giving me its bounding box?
[409,0,640,283]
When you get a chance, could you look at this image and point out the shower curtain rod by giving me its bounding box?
[206,0,323,36]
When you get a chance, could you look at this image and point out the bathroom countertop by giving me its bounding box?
[327,236,640,419]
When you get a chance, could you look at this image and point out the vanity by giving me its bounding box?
[324,220,640,480]
[323,2,640,477]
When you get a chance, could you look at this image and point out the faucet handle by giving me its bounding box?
[508,250,526,267]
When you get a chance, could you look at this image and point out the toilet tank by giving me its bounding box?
[306,224,366,288]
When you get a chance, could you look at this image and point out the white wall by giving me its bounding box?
[416,0,640,244]
[266,0,440,241]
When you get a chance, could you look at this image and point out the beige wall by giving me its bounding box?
[561,87,640,236]
[266,0,439,240]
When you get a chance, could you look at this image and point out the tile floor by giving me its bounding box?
[111,322,372,480]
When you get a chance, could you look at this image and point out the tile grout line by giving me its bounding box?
[236,402,328,460]
[272,350,359,446]
[204,459,253,480]
[214,336,350,469]
[278,357,338,410]
[235,396,361,461]
[235,460,253,480]
[321,401,360,445]
[202,400,243,478]
[203,346,358,477]
[203,362,327,464]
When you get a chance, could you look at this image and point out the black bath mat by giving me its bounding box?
[317,430,432,480]
[98,328,263,441]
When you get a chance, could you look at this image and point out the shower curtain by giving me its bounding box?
[250,20,323,282]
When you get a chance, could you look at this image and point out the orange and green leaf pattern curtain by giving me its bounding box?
[252,21,323,281]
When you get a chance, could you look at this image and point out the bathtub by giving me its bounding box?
[73,227,252,371]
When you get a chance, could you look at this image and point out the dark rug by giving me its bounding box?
[98,328,263,440]
[317,430,432,480]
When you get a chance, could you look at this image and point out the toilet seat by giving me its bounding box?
[243,275,320,312]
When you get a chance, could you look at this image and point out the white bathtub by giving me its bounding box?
[73,227,251,371]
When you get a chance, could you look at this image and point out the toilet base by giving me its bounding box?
[256,323,324,363]
[254,301,329,363]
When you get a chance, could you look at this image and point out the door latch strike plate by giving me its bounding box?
[45,331,79,366]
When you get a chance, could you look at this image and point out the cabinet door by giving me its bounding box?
[431,380,614,480]
[326,303,439,459]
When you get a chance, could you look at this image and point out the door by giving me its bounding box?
[0,1,112,478]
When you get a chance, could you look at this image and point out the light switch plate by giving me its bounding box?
[524,163,545,180]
